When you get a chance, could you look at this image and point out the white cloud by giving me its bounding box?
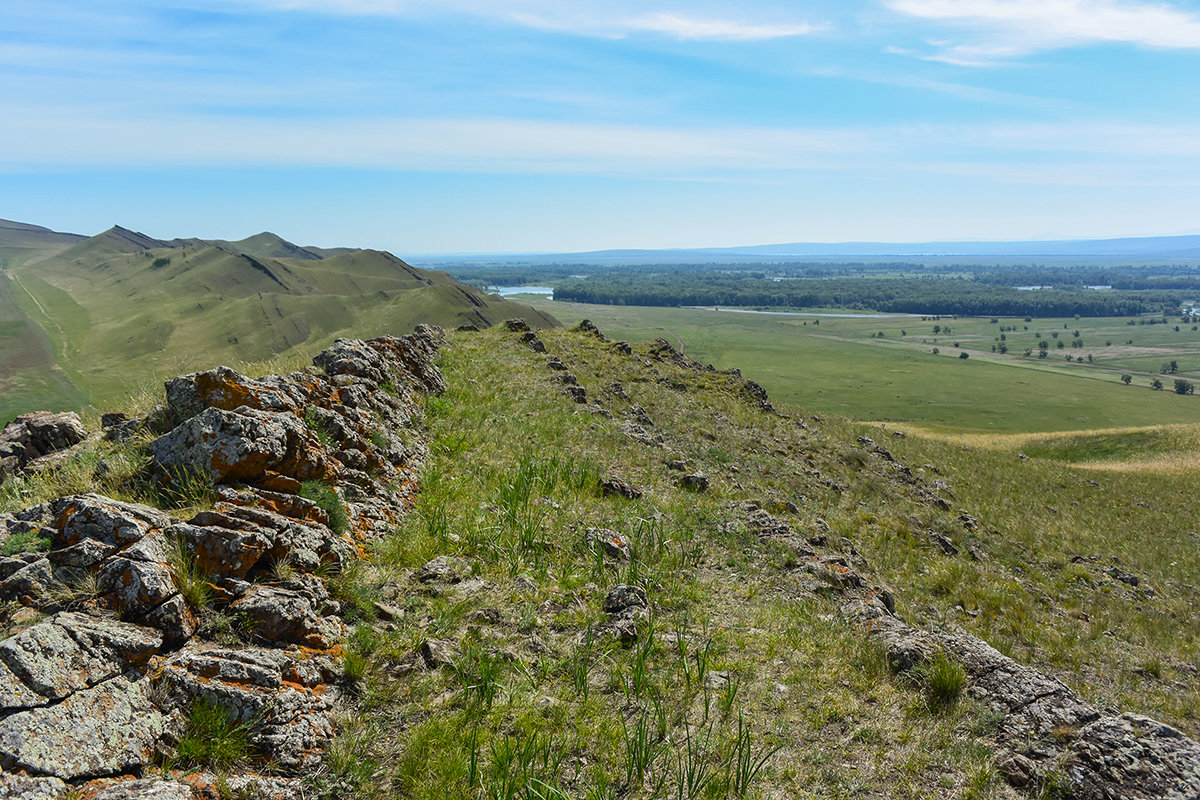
[885,0,1200,63]
[236,0,823,41]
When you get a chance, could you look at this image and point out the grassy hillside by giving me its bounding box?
[324,325,1197,799]
[0,224,557,423]
[523,297,1200,433]
[3,322,1196,798]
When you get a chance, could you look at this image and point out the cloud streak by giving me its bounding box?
[245,0,824,41]
[885,0,1200,64]
[6,108,1200,189]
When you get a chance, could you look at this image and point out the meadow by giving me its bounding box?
[520,296,1200,434]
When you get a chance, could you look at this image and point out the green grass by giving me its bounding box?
[172,696,253,769]
[524,297,1200,433]
[320,326,1037,800]
[300,480,349,534]
[0,530,51,556]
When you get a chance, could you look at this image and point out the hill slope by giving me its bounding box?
[0,322,1195,798]
[0,221,556,422]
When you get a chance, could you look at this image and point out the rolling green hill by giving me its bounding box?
[0,221,557,423]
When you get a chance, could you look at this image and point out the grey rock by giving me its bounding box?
[586,528,630,561]
[147,406,327,485]
[0,411,86,466]
[50,494,170,550]
[679,472,709,492]
[521,332,546,352]
[0,558,54,603]
[600,477,641,500]
[416,555,469,584]
[0,672,165,780]
[230,584,342,649]
[603,584,648,615]
[1065,713,1200,800]
[92,779,194,799]
[0,773,69,799]
[419,638,458,669]
[0,613,160,705]
[504,319,531,332]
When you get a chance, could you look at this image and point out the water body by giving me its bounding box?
[491,285,555,297]
[684,306,921,318]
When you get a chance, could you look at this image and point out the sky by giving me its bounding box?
[4,0,1200,254]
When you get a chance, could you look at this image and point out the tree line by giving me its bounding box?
[551,275,1182,317]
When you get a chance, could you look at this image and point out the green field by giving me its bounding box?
[521,296,1200,433]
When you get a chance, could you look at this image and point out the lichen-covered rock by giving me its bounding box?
[165,365,300,422]
[50,495,171,550]
[95,535,178,618]
[0,672,164,780]
[160,646,338,773]
[230,583,341,649]
[147,406,330,485]
[0,773,69,799]
[1065,713,1200,800]
[415,555,469,584]
[0,613,161,707]
[91,778,195,799]
[0,411,86,467]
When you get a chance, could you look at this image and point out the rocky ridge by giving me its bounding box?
[0,327,445,797]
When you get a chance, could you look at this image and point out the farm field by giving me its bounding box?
[520,295,1200,434]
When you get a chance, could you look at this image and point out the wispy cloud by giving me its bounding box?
[515,11,823,41]
[885,0,1200,64]
[6,107,1200,186]
[243,0,824,41]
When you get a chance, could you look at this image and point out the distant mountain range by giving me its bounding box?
[422,234,1200,265]
[0,219,556,421]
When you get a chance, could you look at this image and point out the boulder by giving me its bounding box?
[0,411,86,466]
[165,366,300,422]
[0,613,161,706]
[160,646,338,773]
[230,582,341,649]
[0,672,165,780]
[147,406,330,485]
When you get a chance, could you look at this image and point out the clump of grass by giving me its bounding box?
[915,650,969,713]
[167,535,212,610]
[301,480,349,534]
[0,530,51,556]
[173,696,252,769]
[153,463,217,510]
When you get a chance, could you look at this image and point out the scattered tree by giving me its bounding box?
[1174,379,1194,395]
[1121,373,1132,385]
[1152,378,1164,390]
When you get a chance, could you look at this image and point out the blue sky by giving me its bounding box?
[4,0,1200,253]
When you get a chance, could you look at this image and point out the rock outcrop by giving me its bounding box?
[0,329,442,795]
[0,411,87,480]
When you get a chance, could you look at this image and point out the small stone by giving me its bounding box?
[679,472,709,492]
[419,638,458,669]
[585,528,630,561]
[415,556,469,584]
[600,477,641,500]
[603,584,648,616]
